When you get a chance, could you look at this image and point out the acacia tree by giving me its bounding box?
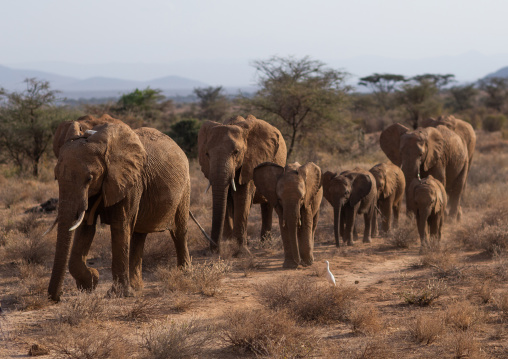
[447,84,478,111]
[358,73,406,111]
[0,78,67,176]
[246,56,350,158]
[478,77,508,112]
[194,86,230,122]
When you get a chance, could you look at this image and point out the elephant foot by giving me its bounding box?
[346,239,354,246]
[75,268,99,292]
[363,236,372,244]
[282,259,299,269]
[130,277,144,292]
[233,245,252,258]
[301,258,314,267]
[107,283,134,298]
[260,232,272,242]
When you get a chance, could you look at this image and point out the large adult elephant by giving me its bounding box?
[253,162,323,268]
[198,115,287,254]
[380,123,468,221]
[48,119,191,302]
[421,115,476,174]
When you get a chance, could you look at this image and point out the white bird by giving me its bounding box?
[325,260,336,286]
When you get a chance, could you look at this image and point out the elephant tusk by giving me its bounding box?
[69,211,86,232]
[205,182,211,194]
[231,178,236,192]
[298,218,302,227]
[282,220,286,228]
[188,210,217,246]
[42,216,58,237]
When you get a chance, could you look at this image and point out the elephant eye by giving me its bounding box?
[87,174,93,182]
[232,149,239,155]
[205,152,209,157]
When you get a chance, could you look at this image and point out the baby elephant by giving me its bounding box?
[407,175,447,250]
[253,162,323,269]
[322,168,377,247]
[369,162,405,235]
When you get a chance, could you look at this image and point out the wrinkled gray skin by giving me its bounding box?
[380,123,468,222]
[369,162,406,235]
[48,119,191,302]
[198,115,287,255]
[253,162,323,268]
[407,175,447,250]
[322,168,377,247]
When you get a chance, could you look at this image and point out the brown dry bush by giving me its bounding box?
[386,218,418,249]
[155,259,231,296]
[409,313,445,345]
[142,318,212,359]
[418,249,463,279]
[258,276,358,323]
[3,228,53,265]
[446,300,484,331]
[13,262,51,310]
[55,291,106,326]
[0,180,30,208]
[474,281,495,304]
[349,305,383,335]
[123,297,163,322]
[51,323,132,359]
[340,336,396,359]
[445,331,488,359]
[494,292,508,320]
[221,308,316,358]
[399,278,447,306]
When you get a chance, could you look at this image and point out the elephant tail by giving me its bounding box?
[189,210,217,246]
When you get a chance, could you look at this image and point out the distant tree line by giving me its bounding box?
[2,56,508,177]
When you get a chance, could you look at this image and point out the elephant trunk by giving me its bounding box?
[48,190,88,302]
[334,205,341,247]
[210,184,229,251]
[284,204,301,266]
[417,207,432,249]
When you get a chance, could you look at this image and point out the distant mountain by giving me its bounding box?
[0,65,208,99]
[484,66,508,79]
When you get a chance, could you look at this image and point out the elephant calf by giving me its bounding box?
[369,162,405,235]
[322,168,377,247]
[253,162,323,268]
[407,175,447,251]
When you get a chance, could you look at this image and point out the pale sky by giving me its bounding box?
[1,0,508,85]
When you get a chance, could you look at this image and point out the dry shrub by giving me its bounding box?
[494,292,508,320]
[222,308,316,358]
[349,305,383,335]
[419,250,463,279]
[348,337,396,359]
[0,180,29,208]
[143,232,176,269]
[13,263,50,310]
[446,301,484,331]
[155,259,231,296]
[51,324,132,359]
[386,218,418,249]
[258,276,358,323]
[55,291,106,326]
[475,281,495,304]
[400,278,447,306]
[123,298,162,322]
[445,331,487,359]
[4,228,53,265]
[142,318,212,359]
[409,313,444,345]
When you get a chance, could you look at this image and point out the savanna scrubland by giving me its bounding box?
[1,57,508,358]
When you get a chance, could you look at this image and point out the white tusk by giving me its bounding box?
[69,211,86,232]
[42,216,58,237]
[299,218,302,227]
[231,178,236,192]
[205,182,211,194]
[84,130,97,136]
[282,220,286,228]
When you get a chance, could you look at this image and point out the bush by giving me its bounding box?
[399,278,447,306]
[446,301,484,331]
[55,291,106,326]
[167,118,201,158]
[482,114,507,132]
[409,313,444,344]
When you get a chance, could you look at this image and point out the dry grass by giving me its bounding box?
[399,278,447,306]
[409,313,445,345]
[446,300,485,331]
[155,259,231,296]
[386,218,418,249]
[258,276,358,323]
[221,308,316,358]
[13,262,51,310]
[445,331,488,359]
[55,291,106,326]
[142,231,177,269]
[494,292,508,320]
[349,305,383,335]
[142,318,212,359]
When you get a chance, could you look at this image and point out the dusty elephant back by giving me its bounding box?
[134,127,190,233]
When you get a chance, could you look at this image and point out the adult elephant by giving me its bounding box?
[322,169,377,247]
[369,162,405,234]
[253,162,322,268]
[48,119,191,302]
[380,123,468,222]
[421,115,476,174]
[198,115,287,254]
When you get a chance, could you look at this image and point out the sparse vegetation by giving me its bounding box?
[409,313,445,345]
[400,278,447,306]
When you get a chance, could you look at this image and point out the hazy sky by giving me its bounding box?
[1,0,508,84]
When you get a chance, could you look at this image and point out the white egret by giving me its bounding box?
[325,260,336,286]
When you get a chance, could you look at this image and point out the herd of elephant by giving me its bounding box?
[45,113,474,302]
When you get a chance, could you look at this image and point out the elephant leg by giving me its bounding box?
[416,212,430,252]
[447,166,467,222]
[298,209,314,266]
[172,198,191,267]
[260,202,273,241]
[232,181,254,256]
[428,213,441,249]
[344,208,356,246]
[371,206,378,238]
[223,189,234,240]
[109,216,135,297]
[129,232,147,291]
[340,208,347,243]
[393,201,401,229]
[280,217,298,269]
[69,223,99,291]
[353,223,359,242]
[363,211,373,244]
[380,198,393,234]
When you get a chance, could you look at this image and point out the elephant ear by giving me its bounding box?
[197,121,222,180]
[380,123,409,166]
[420,117,438,129]
[432,177,447,214]
[350,173,372,207]
[234,115,283,185]
[298,162,322,207]
[423,127,445,172]
[383,165,398,199]
[322,171,338,203]
[253,162,285,207]
[87,123,147,207]
[53,121,82,158]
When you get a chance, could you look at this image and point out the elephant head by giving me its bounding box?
[48,121,146,301]
[380,123,444,193]
[369,163,397,200]
[253,162,321,267]
[197,115,284,249]
[322,170,372,246]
